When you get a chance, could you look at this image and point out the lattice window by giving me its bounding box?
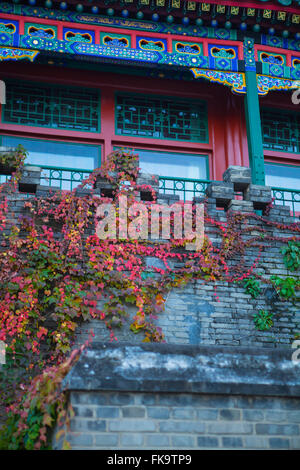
[115,93,208,142]
[261,108,300,154]
[3,81,100,132]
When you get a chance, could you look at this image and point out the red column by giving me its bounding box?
[101,87,115,160]
[224,93,250,171]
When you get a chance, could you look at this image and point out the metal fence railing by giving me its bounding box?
[158,176,212,202]
[158,176,299,218]
[271,187,300,218]
[0,170,299,218]
[40,166,92,191]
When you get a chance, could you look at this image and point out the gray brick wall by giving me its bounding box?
[53,392,300,450]
[75,275,299,349]
[158,280,299,348]
[3,173,299,351]
[2,166,299,451]
[72,189,299,349]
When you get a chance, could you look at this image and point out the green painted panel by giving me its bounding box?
[100,32,131,48]
[261,107,300,154]
[172,40,203,55]
[258,50,287,66]
[3,80,101,133]
[115,92,208,143]
[24,22,57,38]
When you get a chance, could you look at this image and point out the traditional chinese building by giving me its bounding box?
[0,0,299,212]
[0,1,300,452]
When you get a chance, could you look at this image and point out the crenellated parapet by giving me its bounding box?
[206,165,273,214]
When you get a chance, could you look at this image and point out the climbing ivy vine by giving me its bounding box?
[0,148,299,449]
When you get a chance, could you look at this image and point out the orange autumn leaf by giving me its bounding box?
[55,429,65,442]
[156,294,165,305]
[43,413,53,427]
[62,440,71,450]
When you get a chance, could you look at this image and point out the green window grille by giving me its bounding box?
[115,93,208,142]
[271,187,300,218]
[3,81,100,132]
[159,176,211,202]
[40,166,92,191]
[261,108,300,154]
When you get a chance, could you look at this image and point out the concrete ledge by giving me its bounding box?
[63,342,300,397]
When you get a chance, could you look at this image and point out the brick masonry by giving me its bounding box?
[1,162,299,450]
[53,391,300,450]
[74,277,300,348]
[75,270,299,349]
[2,165,299,350]
[53,343,300,450]
[73,165,300,349]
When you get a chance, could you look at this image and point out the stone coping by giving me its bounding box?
[63,342,300,397]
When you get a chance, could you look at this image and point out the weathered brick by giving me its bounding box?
[94,434,119,447]
[66,433,94,447]
[219,409,241,421]
[196,409,218,421]
[244,436,269,449]
[280,399,300,410]
[236,397,282,410]
[73,406,94,418]
[171,408,195,420]
[269,438,290,449]
[120,434,145,447]
[222,437,243,448]
[171,435,196,448]
[207,422,253,434]
[197,436,219,448]
[122,406,146,418]
[70,419,106,433]
[96,407,119,419]
[146,434,170,447]
[290,437,300,449]
[70,392,108,406]
[194,395,236,408]
[108,393,135,405]
[109,420,156,432]
[256,424,299,436]
[148,407,170,419]
[159,421,205,434]
[264,410,287,422]
[286,411,300,423]
[223,166,251,189]
[158,394,192,406]
[242,410,264,421]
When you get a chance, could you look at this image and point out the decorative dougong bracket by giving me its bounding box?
[191,68,298,96]
[191,68,247,94]
[0,46,39,62]
[257,75,299,95]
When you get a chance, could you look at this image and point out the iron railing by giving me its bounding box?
[159,176,212,202]
[271,186,300,218]
[159,176,299,218]
[0,166,92,191]
[40,166,92,191]
[1,170,299,218]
